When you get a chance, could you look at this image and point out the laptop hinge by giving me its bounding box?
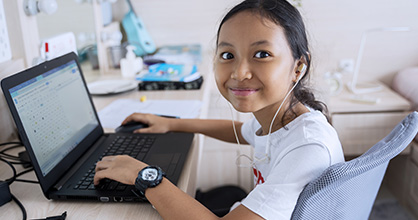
[53,136,107,190]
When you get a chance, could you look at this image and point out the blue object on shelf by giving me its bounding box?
[122,0,156,56]
[136,63,200,82]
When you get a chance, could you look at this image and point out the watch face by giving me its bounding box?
[142,168,158,181]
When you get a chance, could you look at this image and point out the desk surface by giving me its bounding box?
[0,70,212,219]
[327,82,411,114]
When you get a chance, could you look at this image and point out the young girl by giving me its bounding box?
[94,0,344,219]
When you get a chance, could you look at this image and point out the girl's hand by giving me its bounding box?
[94,155,147,185]
[122,113,173,133]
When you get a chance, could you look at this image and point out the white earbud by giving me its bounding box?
[297,64,306,81]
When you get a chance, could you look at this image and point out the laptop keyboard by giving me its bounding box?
[73,135,156,191]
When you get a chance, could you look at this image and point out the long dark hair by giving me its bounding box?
[216,0,328,124]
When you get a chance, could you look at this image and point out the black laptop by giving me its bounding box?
[1,52,194,202]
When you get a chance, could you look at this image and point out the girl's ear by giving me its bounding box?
[293,56,308,82]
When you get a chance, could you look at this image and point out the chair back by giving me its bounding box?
[291,112,418,220]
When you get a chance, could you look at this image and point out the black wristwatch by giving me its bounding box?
[135,165,166,197]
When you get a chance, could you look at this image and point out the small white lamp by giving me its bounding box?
[24,0,58,16]
[348,27,411,94]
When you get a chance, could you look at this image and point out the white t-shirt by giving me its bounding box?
[238,110,344,220]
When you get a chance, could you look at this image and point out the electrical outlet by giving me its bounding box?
[339,59,355,73]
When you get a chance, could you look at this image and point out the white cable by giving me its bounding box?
[227,102,259,182]
[229,77,302,168]
[228,102,241,146]
[227,102,251,168]
[262,78,301,163]
[227,65,305,186]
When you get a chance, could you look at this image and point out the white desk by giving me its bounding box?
[0,72,212,219]
[327,82,411,155]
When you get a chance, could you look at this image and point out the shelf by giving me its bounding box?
[328,82,411,114]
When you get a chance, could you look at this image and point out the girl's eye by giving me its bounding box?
[254,51,270,59]
[221,52,234,60]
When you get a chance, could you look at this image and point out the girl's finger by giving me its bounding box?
[93,170,108,185]
[95,160,112,172]
[101,156,115,161]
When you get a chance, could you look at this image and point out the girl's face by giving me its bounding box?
[214,11,299,114]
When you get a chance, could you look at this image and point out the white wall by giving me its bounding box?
[37,0,418,89]
[37,1,96,48]
[302,0,418,88]
[113,0,418,93]
[112,0,242,54]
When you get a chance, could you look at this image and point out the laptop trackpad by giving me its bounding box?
[146,154,173,168]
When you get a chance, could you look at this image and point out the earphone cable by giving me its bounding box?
[228,102,260,184]
[227,102,248,167]
[228,102,241,146]
[265,78,301,163]
[228,68,304,183]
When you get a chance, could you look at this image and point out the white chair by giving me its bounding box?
[291,112,418,220]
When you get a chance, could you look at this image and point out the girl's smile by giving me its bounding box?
[229,87,260,96]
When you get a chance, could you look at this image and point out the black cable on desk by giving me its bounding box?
[0,143,24,157]
[3,166,39,186]
[14,168,39,184]
[0,142,32,168]
[0,143,23,151]
[0,157,16,184]
[0,143,26,162]
[11,194,27,220]
[15,179,39,184]
[1,143,66,220]
[0,142,23,147]
[0,146,36,184]
[16,168,34,178]
[0,148,23,160]
[0,156,27,220]
[0,152,20,160]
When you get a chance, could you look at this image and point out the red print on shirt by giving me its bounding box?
[253,167,265,185]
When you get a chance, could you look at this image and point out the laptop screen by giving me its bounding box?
[9,60,99,176]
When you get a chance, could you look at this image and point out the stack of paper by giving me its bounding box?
[98,99,202,129]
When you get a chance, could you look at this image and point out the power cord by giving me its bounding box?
[0,142,66,220]
[0,157,27,220]
[14,168,39,184]
[1,142,28,219]
[0,142,32,167]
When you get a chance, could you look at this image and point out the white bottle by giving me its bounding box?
[120,45,143,79]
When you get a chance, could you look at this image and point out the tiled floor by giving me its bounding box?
[373,181,417,220]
